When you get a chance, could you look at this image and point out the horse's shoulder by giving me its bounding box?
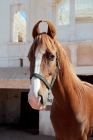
[83,81,93,89]
[82,81,93,95]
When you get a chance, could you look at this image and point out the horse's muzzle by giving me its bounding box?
[28,93,46,110]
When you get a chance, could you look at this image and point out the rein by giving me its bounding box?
[30,53,60,90]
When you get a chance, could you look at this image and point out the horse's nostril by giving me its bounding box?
[38,94,43,104]
[49,72,52,76]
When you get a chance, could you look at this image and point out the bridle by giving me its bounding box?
[30,52,60,90]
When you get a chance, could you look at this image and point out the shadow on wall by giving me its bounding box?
[78,75,93,85]
[20,92,39,131]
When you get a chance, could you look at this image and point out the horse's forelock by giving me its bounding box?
[34,34,56,55]
[28,33,57,62]
[41,34,56,55]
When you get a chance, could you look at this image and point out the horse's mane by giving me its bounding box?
[28,33,57,62]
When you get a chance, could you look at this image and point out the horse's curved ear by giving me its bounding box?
[44,20,56,38]
[32,20,42,39]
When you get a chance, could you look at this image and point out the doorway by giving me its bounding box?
[20,92,39,130]
[78,75,93,85]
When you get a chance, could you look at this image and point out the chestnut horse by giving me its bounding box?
[28,20,93,140]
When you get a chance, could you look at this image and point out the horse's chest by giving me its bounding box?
[50,102,87,139]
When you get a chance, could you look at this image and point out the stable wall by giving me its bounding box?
[0,89,28,124]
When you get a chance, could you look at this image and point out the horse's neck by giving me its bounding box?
[52,50,84,109]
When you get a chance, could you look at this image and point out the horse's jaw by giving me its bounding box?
[28,93,46,110]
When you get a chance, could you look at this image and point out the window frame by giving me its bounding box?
[9,3,30,44]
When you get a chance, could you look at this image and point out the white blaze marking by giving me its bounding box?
[28,44,46,110]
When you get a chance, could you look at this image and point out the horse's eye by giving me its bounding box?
[48,54,55,61]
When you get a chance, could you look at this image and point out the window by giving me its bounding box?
[13,11,26,42]
[75,0,93,24]
[58,0,70,25]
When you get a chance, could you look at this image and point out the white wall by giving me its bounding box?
[0,0,93,69]
[0,0,47,67]
[39,111,55,136]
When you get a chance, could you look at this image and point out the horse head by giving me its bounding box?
[28,20,59,110]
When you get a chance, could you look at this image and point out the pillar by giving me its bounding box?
[46,0,52,22]
[69,0,75,41]
[68,44,78,66]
